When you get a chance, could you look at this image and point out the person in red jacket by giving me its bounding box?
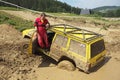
[34,13,50,49]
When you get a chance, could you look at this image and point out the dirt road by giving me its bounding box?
[0,10,120,80]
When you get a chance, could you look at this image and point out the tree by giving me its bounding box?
[1,0,81,14]
[106,10,116,17]
[115,9,120,17]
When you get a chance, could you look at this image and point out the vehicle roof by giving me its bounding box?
[50,24,103,42]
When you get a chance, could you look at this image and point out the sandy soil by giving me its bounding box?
[0,10,120,80]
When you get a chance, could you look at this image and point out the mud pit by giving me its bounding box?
[0,24,42,80]
[0,24,120,80]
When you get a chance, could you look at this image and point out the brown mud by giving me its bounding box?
[0,10,120,80]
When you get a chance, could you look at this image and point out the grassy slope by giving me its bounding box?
[0,6,24,11]
[0,11,33,31]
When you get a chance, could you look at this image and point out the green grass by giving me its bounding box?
[0,11,33,31]
[48,12,79,17]
[0,6,23,11]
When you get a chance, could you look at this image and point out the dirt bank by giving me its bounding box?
[0,24,42,80]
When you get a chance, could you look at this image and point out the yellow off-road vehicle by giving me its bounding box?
[22,24,106,73]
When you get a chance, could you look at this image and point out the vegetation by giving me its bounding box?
[0,11,33,31]
[92,6,120,17]
[0,5,120,32]
[0,0,81,14]
[93,6,120,12]
[1,0,120,17]
[48,12,79,17]
[0,6,23,10]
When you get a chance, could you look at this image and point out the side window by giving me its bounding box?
[69,40,86,57]
[54,35,68,48]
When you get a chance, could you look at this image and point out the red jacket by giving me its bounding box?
[34,17,48,28]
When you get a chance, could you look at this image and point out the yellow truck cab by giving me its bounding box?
[22,24,106,73]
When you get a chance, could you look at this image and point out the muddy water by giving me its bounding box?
[21,56,120,80]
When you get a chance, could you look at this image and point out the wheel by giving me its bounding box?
[57,60,75,71]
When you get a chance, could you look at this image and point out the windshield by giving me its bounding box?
[91,40,105,58]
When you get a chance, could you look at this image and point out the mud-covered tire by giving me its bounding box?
[57,60,75,71]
